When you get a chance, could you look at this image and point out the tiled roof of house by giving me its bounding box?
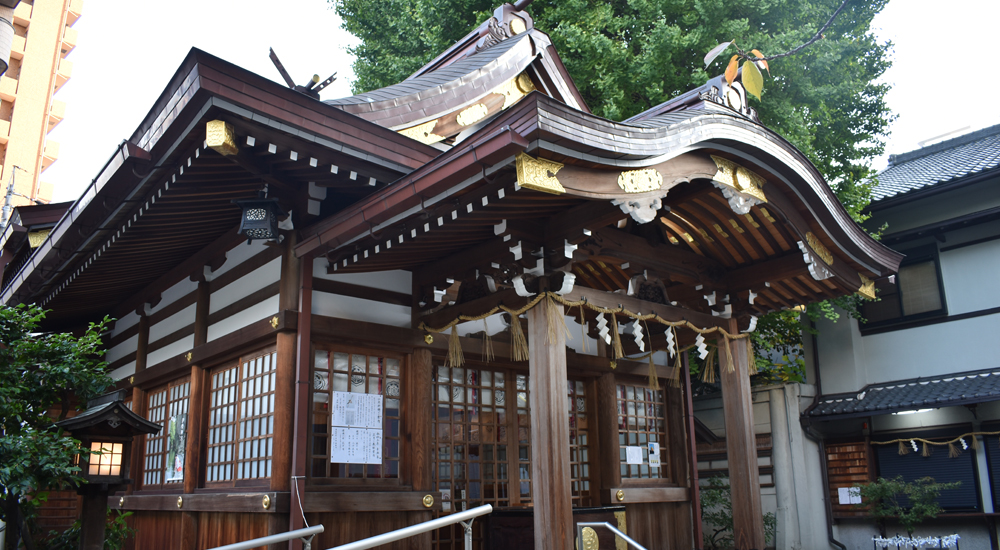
[872,124,1000,201]
[806,367,1000,419]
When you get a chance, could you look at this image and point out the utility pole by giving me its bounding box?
[1,165,31,227]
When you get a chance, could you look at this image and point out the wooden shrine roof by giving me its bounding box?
[0,15,902,332]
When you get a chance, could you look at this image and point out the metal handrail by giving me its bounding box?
[207,524,325,550]
[326,504,493,550]
[576,521,648,550]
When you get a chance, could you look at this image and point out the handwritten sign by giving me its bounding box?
[330,391,384,464]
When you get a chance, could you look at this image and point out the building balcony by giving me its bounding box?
[61,26,77,57]
[10,34,25,61]
[13,2,31,27]
[54,59,72,93]
[0,76,17,103]
[41,140,59,172]
[0,119,10,145]
[47,99,65,132]
[66,0,83,26]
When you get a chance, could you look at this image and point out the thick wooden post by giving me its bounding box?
[289,251,313,548]
[127,312,150,494]
[719,321,764,549]
[526,300,573,550]
[272,234,300,547]
[595,371,621,499]
[682,352,704,549]
[181,280,211,549]
[408,349,434,491]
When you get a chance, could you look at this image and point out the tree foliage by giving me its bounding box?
[700,476,776,549]
[858,476,960,536]
[0,305,113,550]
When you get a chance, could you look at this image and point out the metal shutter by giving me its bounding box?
[874,443,979,511]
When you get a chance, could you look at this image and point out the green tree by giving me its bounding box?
[858,476,961,536]
[700,476,776,549]
[0,305,113,550]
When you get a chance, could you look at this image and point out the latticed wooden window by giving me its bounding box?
[205,347,277,486]
[143,377,190,488]
[617,383,667,480]
[567,380,591,504]
[310,348,402,481]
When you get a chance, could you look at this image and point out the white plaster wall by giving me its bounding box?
[210,257,281,314]
[313,259,411,295]
[106,333,138,364]
[150,277,197,316]
[110,361,136,382]
[312,291,410,327]
[814,314,866,394]
[207,295,280,342]
[149,303,196,344]
[147,334,194,368]
[110,310,140,337]
[211,239,269,279]
[940,238,1000,315]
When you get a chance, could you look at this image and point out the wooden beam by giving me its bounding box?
[527,301,573,550]
[289,252,314,543]
[312,277,411,307]
[408,349,434,491]
[683,352,704,548]
[605,487,689,504]
[562,286,725,331]
[596,372,621,504]
[720,318,765,550]
[589,227,724,286]
[302,492,442,513]
[418,288,527,330]
[113,492,289,514]
[411,236,520,287]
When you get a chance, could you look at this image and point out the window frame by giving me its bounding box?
[615,375,675,487]
[140,376,191,491]
[203,345,278,489]
[861,244,948,334]
[308,344,406,487]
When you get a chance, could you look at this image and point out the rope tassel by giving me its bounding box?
[949,442,960,458]
[447,325,465,368]
[508,313,529,362]
[611,313,625,360]
[648,352,660,390]
[701,347,717,384]
[898,441,909,455]
[481,319,494,363]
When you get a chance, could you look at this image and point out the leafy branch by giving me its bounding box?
[703,0,853,99]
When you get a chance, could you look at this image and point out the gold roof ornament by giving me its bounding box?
[805,232,834,265]
[858,274,876,300]
[516,153,566,195]
[617,169,663,193]
[206,120,238,156]
[710,155,767,214]
[399,119,446,145]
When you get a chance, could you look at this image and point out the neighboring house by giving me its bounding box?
[694,125,1000,550]
[805,125,1000,548]
[0,4,899,550]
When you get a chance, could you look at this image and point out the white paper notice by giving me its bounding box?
[331,391,383,429]
[330,391,384,464]
[625,446,643,465]
[648,442,661,469]
[838,487,862,505]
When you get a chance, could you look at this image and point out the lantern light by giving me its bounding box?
[234,188,287,243]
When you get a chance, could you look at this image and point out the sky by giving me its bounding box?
[41,0,1000,203]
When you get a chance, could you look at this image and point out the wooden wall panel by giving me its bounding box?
[307,511,433,550]
[826,440,871,518]
[133,511,183,550]
[196,512,269,550]
[33,490,79,535]
[625,502,692,549]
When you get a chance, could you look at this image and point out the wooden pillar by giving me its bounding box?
[289,250,313,548]
[181,280,211,549]
[272,234,300,546]
[719,321,764,549]
[408,349,434,491]
[127,312,150,495]
[526,301,572,550]
[595,371,621,498]
[682,352,704,549]
[80,491,108,550]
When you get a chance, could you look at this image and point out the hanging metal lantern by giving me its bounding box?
[234,193,286,242]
